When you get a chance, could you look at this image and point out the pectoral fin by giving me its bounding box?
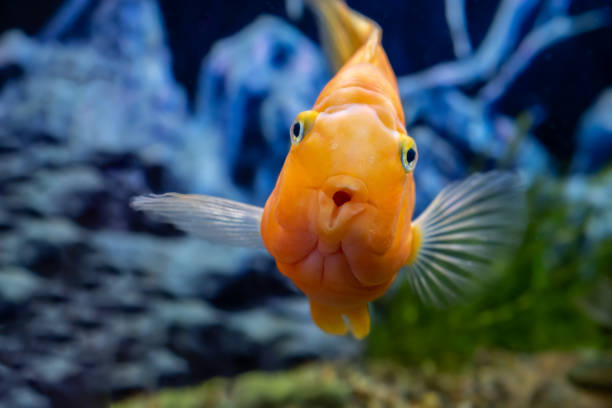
[131,193,265,249]
[403,171,526,306]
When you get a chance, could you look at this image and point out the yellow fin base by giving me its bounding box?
[405,224,422,266]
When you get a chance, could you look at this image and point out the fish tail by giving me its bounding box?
[304,0,380,71]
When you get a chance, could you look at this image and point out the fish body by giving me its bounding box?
[132,0,525,339]
[261,1,413,337]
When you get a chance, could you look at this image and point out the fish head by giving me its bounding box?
[261,104,417,305]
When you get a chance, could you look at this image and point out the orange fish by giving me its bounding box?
[132,0,525,339]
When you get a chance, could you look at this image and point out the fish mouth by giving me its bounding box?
[317,193,366,251]
[315,174,372,253]
[321,175,370,204]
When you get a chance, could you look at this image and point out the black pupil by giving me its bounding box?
[405,148,416,163]
[292,122,301,138]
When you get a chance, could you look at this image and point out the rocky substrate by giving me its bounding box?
[114,351,612,408]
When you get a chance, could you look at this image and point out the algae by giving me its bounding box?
[113,364,351,408]
[114,352,611,408]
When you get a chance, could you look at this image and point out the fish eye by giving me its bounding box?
[290,110,318,146]
[400,139,418,173]
[290,120,304,145]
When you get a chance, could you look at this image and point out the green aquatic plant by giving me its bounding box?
[368,174,612,367]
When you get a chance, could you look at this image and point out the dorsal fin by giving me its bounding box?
[305,0,380,70]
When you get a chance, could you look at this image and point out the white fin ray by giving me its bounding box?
[403,171,526,306]
[131,193,265,249]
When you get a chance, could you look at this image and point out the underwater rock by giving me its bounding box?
[0,216,358,404]
[195,15,329,204]
[569,354,612,393]
[0,267,40,307]
[4,167,106,218]
[0,2,356,407]
[0,1,212,198]
[90,0,168,60]
[0,218,358,406]
[2,387,51,408]
[114,351,611,408]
